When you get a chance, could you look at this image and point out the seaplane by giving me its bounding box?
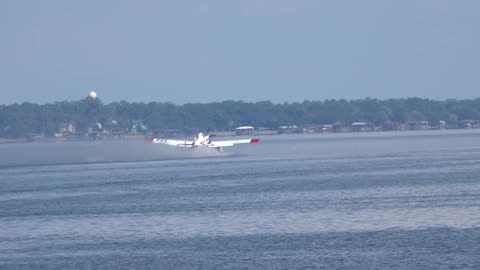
[144,131,260,152]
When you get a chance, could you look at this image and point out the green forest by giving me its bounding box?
[1,97,480,138]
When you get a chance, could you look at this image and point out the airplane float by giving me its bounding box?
[144,131,260,152]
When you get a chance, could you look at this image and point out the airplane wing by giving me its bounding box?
[208,138,260,148]
[145,138,195,147]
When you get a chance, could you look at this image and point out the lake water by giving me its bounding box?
[1,130,480,269]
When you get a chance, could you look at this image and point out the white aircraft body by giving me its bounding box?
[145,132,259,152]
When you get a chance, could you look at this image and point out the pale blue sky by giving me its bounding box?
[1,0,479,104]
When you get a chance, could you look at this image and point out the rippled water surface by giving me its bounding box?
[1,130,480,269]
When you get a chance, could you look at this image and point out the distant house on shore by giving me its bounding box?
[351,122,374,132]
[303,124,333,134]
[256,127,274,135]
[382,121,405,131]
[131,120,147,134]
[406,121,431,130]
[458,120,480,129]
[438,120,447,129]
[333,122,350,133]
[58,123,76,136]
[235,126,254,135]
[278,125,298,134]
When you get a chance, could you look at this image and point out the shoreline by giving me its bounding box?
[1,128,480,145]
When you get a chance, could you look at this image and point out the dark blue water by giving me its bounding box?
[1,130,480,269]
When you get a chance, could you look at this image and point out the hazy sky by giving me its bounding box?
[1,0,479,104]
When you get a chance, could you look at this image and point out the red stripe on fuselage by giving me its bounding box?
[250,138,260,143]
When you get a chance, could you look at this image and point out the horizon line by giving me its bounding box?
[2,96,480,106]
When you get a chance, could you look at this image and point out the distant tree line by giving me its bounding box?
[1,97,480,138]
